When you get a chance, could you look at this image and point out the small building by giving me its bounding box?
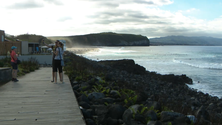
[0,30,5,42]
[21,41,40,54]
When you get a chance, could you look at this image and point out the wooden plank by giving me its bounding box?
[0,68,85,125]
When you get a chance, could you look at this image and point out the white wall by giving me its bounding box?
[21,41,29,54]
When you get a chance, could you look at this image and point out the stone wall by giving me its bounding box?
[0,68,12,85]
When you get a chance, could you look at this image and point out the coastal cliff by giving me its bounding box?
[47,32,150,47]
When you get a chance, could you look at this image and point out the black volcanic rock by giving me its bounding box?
[106,104,126,119]
[99,59,146,75]
[64,52,222,125]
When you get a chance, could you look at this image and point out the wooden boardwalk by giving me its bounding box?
[0,68,85,125]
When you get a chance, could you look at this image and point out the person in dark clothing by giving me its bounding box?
[10,46,19,82]
[53,41,64,84]
[44,40,59,82]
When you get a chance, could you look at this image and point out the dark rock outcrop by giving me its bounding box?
[99,59,146,75]
[64,52,222,125]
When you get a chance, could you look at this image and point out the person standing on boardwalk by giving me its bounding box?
[53,41,64,83]
[44,40,59,82]
[10,46,19,82]
[51,40,60,82]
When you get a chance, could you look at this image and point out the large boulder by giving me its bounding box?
[93,105,108,116]
[186,115,197,124]
[102,97,115,104]
[198,117,211,125]
[147,121,162,125]
[160,74,192,85]
[110,90,120,98]
[145,101,162,111]
[161,111,184,122]
[172,116,191,125]
[88,92,105,101]
[99,59,146,75]
[79,101,91,109]
[137,91,149,103]
[106,104,126,119]
[86,78,97,86]
[195,106,210,121]
[135,113,146,124]
[92,105,108,124]
[122,105,143,125]
[85,118,96,125]
[81,109,93,119]
[144,110,158,121]
[73,85,80,90]
[104,117,119,125]
[78,94,90,104]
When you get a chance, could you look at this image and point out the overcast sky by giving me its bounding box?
[0,0,222,38]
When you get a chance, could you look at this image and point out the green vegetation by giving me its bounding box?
[16,34,52,44]
[0,57,11,67]
[168,122,172,125]
[48,32,150,46]
[5,34,52,44]
[63,53,176,124]
[5,35,16,41]
[18,57,40,75]
[0,57,39,77]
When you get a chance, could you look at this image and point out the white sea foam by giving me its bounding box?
[187,81,222,98]
[81,46,222,98]
[173,59,222,70]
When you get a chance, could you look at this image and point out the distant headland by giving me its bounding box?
[47,32,150,47]
[150,36,222,46]
[4,32,222,47]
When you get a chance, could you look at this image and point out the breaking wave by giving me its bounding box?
[173,59,222,70]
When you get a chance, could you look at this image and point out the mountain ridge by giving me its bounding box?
[150,36,222,46]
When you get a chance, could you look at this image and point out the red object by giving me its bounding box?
[10,50,17,62]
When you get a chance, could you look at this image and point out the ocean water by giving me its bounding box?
[79,46,222,98]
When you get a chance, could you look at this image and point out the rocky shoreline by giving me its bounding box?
[64,51,222,125]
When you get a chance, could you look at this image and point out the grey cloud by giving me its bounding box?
[8,1,44,9]
[81,0,171,6]
[43,0,63,5]
[116,27,222,39]
[94,18,169,25]
[57,17,72,22]
[89,9,170,25]
[163,27,191,33]
[97,2,119,8]
[131,0,154,5]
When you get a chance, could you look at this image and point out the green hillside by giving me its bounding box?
[16,34,52,44]
[47,32,150,47]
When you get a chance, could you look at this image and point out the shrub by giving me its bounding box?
[0,61,4,67]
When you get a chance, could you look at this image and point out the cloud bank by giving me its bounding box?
[0,0,222,38]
